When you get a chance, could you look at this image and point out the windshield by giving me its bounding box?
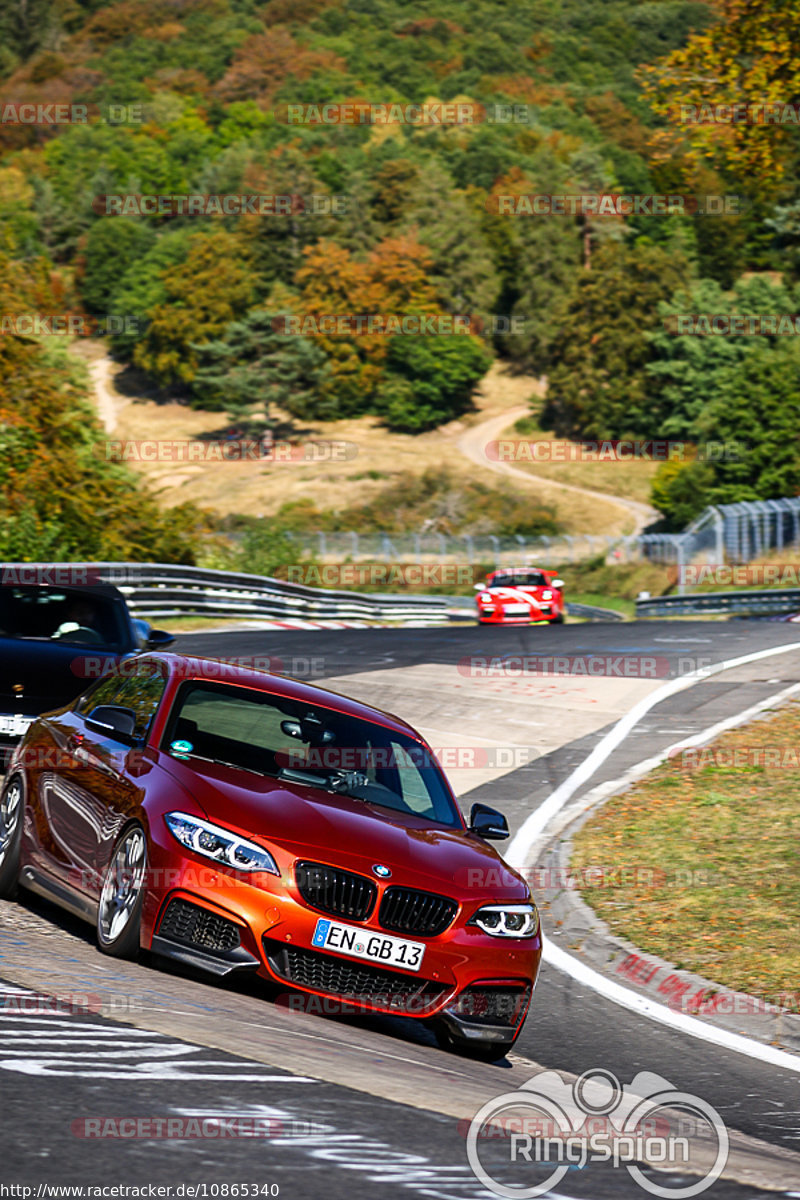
[489,571,548,589]
[162,681,462,827]
[0,586,128,648]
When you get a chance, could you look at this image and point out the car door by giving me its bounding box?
[86,665,168,893]
[28,673,125,898]
[40,665,167,901]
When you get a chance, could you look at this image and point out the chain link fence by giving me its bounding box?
[280,499,800,600]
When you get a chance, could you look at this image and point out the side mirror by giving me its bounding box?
[469,802,509,840]
[551,579,565,589]
[145,629,175,649]
[86,705,138,741]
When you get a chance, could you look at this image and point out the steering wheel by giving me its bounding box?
[53,625,105,645]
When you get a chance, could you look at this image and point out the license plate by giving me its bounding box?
[0,714,33,737]
[312,918,425,971]
[503,604,530,615]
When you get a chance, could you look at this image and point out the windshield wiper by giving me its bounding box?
[172,751,272,779]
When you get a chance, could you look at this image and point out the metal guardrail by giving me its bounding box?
[636,589,800,618]
[7,562,450,625]
[566,602,625,622]
[4,562,629,625]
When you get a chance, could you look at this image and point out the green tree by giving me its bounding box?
[191,309,332,423]
[81,217,156,313]
[542,242,689,438]
[696,342,800,503]
[375,334,492,432]
[650,456,715,529]
[108,227,198,359]
[646,275,798,438]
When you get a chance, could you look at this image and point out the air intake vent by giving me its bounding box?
[158,898,240,952]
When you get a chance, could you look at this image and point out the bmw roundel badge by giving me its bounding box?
[372,864,392,878]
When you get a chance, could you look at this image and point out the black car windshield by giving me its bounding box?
[0,586,128,648]
[489,571,548,588]
[162,680,462,827]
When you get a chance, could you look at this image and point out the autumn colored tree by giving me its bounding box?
[639,0,800,191]
[292,233,442,413]
[134,232,256,389]
[0,336,201,561]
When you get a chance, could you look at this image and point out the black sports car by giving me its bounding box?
[0,581,173,766]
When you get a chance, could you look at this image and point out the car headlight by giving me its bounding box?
[541,590,552,599]
[480,592,493,603]
[165,811,279,874]
[468,903,540,938]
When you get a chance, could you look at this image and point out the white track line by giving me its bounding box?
[507,640,800,1071]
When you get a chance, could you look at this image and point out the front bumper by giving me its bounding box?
[142,841,541,1030]
[477,610,558,624]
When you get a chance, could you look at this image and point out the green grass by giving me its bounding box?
[568,592,635,616]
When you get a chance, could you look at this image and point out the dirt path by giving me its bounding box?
[79,349,657,536]
[88,354,127,434]
[457,405,658,536]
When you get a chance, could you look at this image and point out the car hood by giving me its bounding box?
[0,639,126,715]
[157,752,528,901]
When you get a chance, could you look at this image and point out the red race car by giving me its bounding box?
[475,567,566,625]
[0,653,541,1059]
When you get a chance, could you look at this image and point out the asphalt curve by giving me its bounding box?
[2,619,800,1198]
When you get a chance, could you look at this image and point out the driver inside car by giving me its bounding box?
[53,598,102,642]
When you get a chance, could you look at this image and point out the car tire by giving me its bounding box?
[551,613,565,624]
[0,774,24,899]
[96,823,148,959]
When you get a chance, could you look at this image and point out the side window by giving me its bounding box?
[112,672,167,739]
[76,675,123,714]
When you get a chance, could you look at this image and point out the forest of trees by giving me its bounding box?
[1,0,799,557]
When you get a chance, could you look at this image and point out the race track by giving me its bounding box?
[3,619,800,1198]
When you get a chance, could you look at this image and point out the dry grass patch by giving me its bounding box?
[570,701,800,1006]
